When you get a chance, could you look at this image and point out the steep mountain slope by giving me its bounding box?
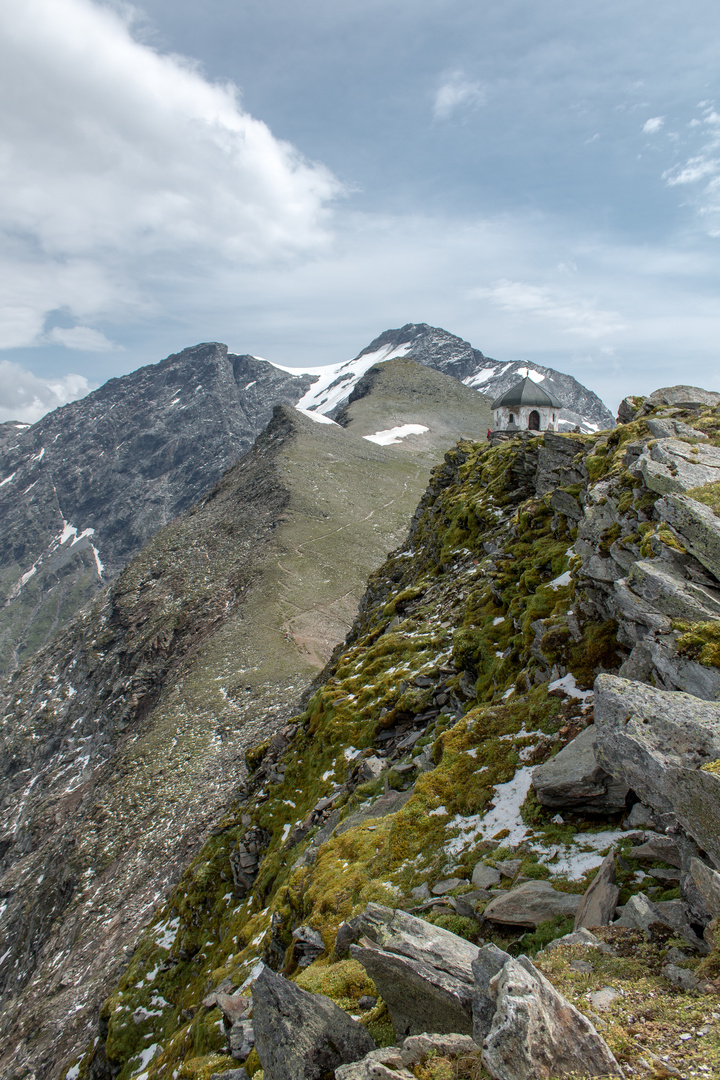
[296,322,614,434]
[0,326,610,679]
[67,391,720,1080]
[0,344,314,675]
[0,361,493,1080]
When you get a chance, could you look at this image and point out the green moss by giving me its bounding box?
[676,621,720,669]
[685,479,720,515]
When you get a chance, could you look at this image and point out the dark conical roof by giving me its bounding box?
[491,376,563,410]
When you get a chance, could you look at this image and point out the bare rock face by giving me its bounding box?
[531,727,629,814]
[657,493,720,584]
[472,943,511,1043]
[645,385,720,409]
[482,881,581,928]
[690,857,720,918]
[574,850,620,930]
[593,674,720,865]
[251,966,375,1080]
[348,903,479,1038]
[482,955,623,1080]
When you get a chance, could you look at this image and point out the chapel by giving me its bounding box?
[491,376,562,433]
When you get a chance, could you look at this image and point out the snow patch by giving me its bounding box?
[295,408,340,426]
[548,570,572,589]
[364,423,429,446]
[547,673,594,702]
[292,341,412,416]
[515,367,545,383]
[0,471,16,487]
[462,367,496,388]
[154,916,180,951]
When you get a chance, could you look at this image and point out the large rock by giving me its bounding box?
[594,674,720,866]
[531,727,629,814]
[482,881,581,928]
[574,851,619,930]
[482,955,622,1080]
[690,858,720,918]
[348,904,478,1038]
[614,893,707,951]
[252,967,375,1080]
[627,559,720,621]
[637,439,720,496]
[472,943,511,1043]
[657,493,720,584]
[646,385,720,409]
[335,1047,415,1080]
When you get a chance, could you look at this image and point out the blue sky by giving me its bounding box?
[1,0,719,420]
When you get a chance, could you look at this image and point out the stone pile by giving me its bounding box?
[249,904,624,1080]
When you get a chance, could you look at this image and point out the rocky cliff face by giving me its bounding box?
[0,360,494,1080]
[61,386,720,1080]
[0,343,314,676]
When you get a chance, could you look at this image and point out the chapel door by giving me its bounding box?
[529,410,540,430]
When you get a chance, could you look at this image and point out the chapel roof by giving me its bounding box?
[491,376,563,410]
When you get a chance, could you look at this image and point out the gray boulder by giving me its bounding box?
[472,862,501,888]
[593,674,720,866]
[626,558,720,621]
[472,943,511,1043]
[690,857,720,918]
[574,851,619,930]
[252,967,375,1080]
[401,1033,479,1068]
[348,904,478,1038]
[629,835,682,868]
[482,955,622,1080]
[483,881,581,928]
[645,385,720,408]
[657,493,720,584]
[335,1047,415,1080]
[614,893,707,951]
[637,438,720,496]
[544,928,615,955]
[531,727,629,814]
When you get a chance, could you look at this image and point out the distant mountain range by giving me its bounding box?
[0,324,612,675]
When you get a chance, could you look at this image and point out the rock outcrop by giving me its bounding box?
[482,955,623,1080]
[252,967,375,1080]
[593,674,720,865]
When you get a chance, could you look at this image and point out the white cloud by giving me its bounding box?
[643,116,664,134]
[45,326,119,352]
[433,71,486,121]
[0,0,342,351]
[472,279,625,339]
[0,361,93,424]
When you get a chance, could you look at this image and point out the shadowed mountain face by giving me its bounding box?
[0,361,492,1080]
[0,344,314,674]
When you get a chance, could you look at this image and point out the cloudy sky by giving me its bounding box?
[1,0,719,421]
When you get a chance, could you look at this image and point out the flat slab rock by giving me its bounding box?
[483,955,622,1080]
[483,880,581,928]
[594,674,720,866]
[531,726,629,814]
[348,903,479,1038]
[252,967,375,1080]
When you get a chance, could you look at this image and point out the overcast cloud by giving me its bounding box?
[1,0,720,421]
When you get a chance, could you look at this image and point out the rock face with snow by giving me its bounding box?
[296,323,614,433]
[0,342,314,675]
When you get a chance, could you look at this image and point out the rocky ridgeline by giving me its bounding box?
[58,383,720,1080]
